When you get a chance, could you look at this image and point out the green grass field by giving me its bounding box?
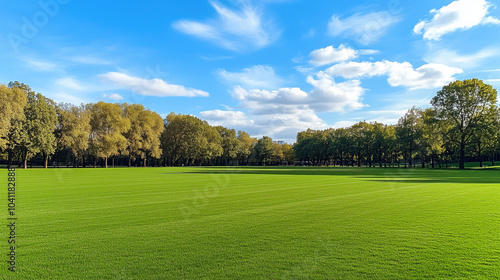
[2,167,499,279]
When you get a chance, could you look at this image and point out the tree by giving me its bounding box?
[282,143,295,164]
[237,131,256,165]
[271,142,284,164]
[56,104,91,167]
[396,107,423,168]
[372,122,388,167]
[431,79,498,169]
[421,109,445,168]
[9,81,58,169]
[0,84,27,168]
[469,107,499,167]
[123,104,164,167]
[160,113,221,166]
[88,102,130,168]
[216,126,239,165]
[36,96,58,168]
[255,136,274,165]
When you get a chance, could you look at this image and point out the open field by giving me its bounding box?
[2,167,500,279]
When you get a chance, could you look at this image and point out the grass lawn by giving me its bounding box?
[2,167,499,279]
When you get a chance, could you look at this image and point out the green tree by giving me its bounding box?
[421,109,445,168]
[236,131,257,165]
[255,136,274,165]
[9,82,58,169]
[431,79,498,169]
[216,126,239,165]
[396,107,423,168]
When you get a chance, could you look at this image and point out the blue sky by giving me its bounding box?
[1,0,500,142]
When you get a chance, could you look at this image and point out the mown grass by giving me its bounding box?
[2,167,499,279]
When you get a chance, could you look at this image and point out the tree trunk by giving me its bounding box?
[143,157,147,167]
[478,140,482,168]
[459,136,465,169]
[105,156,108,168]
[44,153,48,169]
[24,152,28,169]
[7,150,13,169]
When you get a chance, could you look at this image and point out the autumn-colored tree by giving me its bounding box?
[56,104,91,167]
[123,103,164,167]
[89,101,130,168]
[0,84,27,167]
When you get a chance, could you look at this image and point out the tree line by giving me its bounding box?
[0,79,498,169]
[0,81,294,168]
[294,79,499,169]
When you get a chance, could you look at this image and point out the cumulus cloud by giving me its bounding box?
[233,72,365,114]
[203,71,366,141]
[99,72,209,97]
[309,44,358,66]
[414,0,500,40]
[200,110,253,127]
[201,107,328,142]
[218,65,284,90]
[173,0,278,51]
[328,11,401,45]
[325,60,463,89]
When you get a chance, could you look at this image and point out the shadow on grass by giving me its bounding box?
[177,166,500,185]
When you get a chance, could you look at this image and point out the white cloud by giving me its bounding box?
[233,72,364,114]
[103,93,124,101]
[70,55,112,65]
[56,77,86,91]
[24,59,59,72]
[326,60,463,89]
[172,0,278,51]
[99,72,209,97]
[414,0,500,40]
[200,110,253,126]
[201,107,328,143]
[48,92,87,105]
[218,65,284,90]
[309,44,358,66]
[332,120,358,129]
[328,11,401,45]
[424,48,499,69]
[203,71,366,142]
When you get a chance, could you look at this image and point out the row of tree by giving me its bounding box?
[294,79,499,169]
[0,81,294,168]
[1,79,497,169]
